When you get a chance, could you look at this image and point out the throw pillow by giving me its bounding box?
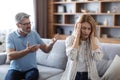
[96,59,112,77]
[101,55,120,80]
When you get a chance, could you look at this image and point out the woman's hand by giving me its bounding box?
[72,23,82,48]
[90,31,95,40]
[90,31,99,50]
[74,23,81,38]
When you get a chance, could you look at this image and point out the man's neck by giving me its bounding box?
[18,30,28,37]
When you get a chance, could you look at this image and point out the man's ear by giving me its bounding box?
[16,23,20,28]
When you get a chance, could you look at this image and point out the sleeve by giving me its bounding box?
[92,38,104,61]
[6,34,15,51]
[34,31,45,45]
[65,36,78,61]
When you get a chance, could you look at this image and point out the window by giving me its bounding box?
[0,0,34,30]
[0,0,34,52]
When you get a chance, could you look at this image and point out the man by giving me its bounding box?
[5,12,58,80]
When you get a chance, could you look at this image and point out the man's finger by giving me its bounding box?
[26,41,30,47]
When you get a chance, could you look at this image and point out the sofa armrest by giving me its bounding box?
[0,52,7,65]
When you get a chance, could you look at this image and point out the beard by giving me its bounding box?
[19,28,31,35]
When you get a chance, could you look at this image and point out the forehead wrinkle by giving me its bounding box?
[82,22,91,28]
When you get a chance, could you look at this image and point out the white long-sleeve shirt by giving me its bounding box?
[77,41,88,72]
[60,35,103,80]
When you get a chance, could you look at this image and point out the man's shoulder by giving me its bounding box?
[30,30,38,35]
[29,31,41,39]
[8,30,16,36]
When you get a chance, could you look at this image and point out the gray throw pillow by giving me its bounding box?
[102,55,120,80]
[96,59,112,77]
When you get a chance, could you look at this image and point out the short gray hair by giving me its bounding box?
[15,12,30,23]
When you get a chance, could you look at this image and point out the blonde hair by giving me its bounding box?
[73,15,97,37]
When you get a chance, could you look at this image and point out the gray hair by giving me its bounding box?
[15,12,30,23]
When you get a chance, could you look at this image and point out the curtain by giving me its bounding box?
[33,0,47,38]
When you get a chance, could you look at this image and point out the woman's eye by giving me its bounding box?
[88,28,91,30]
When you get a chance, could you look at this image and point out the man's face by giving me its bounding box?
[18,18,31,34]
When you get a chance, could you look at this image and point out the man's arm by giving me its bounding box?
[40,34,59,53]
[7,44,40,60]
[40,38,57,53]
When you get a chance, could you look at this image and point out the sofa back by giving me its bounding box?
[36,38,67,70]
[99,43,120,60]
[96,43,120,76]
[36,38,120,72]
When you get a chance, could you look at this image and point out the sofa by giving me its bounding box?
[0,38,120,80]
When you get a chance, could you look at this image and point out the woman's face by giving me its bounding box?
[81,22,92,40]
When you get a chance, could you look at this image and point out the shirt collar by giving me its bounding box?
[15,30,31,38]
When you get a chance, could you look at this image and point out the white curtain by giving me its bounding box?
[0,0,34,52]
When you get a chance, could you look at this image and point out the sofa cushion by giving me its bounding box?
[0,53,7,64]
[37,65,64,80]
[46,73,63,80]
[0,64,64,80]
[102,55,120,80]
[0,64,9,80]
[36,39,67,70]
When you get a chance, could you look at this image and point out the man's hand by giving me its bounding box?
[26,41,40,53]
[50,33,59,46]
[40,34,60,53]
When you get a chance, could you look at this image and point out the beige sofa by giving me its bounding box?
[0,38,120,80]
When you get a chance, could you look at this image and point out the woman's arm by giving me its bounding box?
[65,36,78,61]
[65,23,82,61]
[91,37,103,61]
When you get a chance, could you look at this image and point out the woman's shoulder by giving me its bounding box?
[66,35,74,40]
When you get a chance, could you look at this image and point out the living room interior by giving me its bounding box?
[0,0,120,80]
[0,0,120,50]
[47,0,120,43]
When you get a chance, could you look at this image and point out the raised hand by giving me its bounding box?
[72,23,82,48]
[26,41,40,53]
[74,23,81,38]
[50,33,59,45]
[90,31,95,40]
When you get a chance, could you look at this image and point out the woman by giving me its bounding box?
[60,15,103,80]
